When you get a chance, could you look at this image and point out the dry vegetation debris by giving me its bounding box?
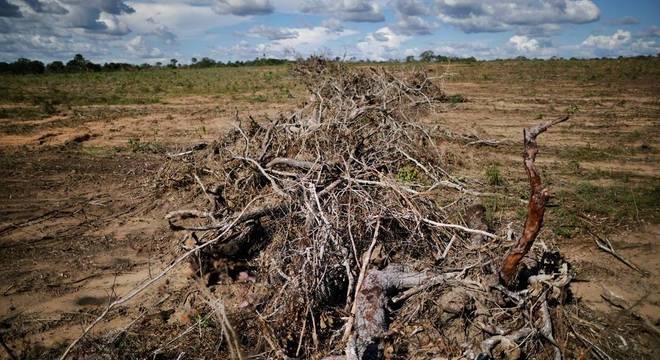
[61,59,599,359]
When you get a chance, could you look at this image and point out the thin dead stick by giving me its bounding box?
[152,312,214,355]
[564,313,612,360]
[203,292,243,360]
[587,229,643,274]
[342,218,381,342]
[58,197,262,360]
[391,271,459,303]
[236,156,290,198]
[255,313,288,359]
[422,218,498,239]
[193,173,218,216]
[437,234,458,260]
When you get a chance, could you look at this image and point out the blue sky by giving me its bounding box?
[0,1,659,63]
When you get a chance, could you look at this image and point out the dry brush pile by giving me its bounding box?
[73,59,582,359]
[152,60,578,359]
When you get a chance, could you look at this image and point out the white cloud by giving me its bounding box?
[122,2,246,37]
[436,0,600,33]
[22,0,68,15]
[147,25,177,45]
[573,29,659,57]
[58,0,134,34]
[392,0,435,35]
[97,13,130,35]
[640,25,660,38]
[301,0,384,22]
[212,40,261,60]
[261,25,357,58]
[393,0,428,16]
[125,35,162,58]
[213,0,274,16]
[396,14,435,35]
[356,26,409,60]
[582,29,631,50]
[246,25,298,40]
[214,24,357,60]
[508,35,539,52]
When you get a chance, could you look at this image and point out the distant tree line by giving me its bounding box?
[0,54,293,75]
[1,52,657,76]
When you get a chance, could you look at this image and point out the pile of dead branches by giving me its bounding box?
[158,59,573,359]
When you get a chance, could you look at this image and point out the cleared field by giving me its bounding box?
[0,59,658,358]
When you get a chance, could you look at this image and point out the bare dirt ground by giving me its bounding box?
[437,76,659,326]
[0,62,658,358]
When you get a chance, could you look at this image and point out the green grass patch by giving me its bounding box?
[485,165,505,186]
[0,106,48,121]
[558,145,635,161]
[0,66,303,106]
[0,122,38,134]
[396,165,420,183]
[548,180,660,237]
[126,138,165,154]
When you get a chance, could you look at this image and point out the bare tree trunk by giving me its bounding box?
[500,116,569,286]
[347,265,438,359]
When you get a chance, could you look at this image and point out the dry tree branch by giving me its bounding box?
[480,327,535,356]
[422,218,498,239]
[540,294,562,360]
[199,286,244,360]
[587,228,644,274]
[342,218,381,343]
[500,116,569,286]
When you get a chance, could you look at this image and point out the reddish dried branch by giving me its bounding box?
[500,116,569,286]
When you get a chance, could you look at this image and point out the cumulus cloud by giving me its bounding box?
[60,0,134,34]
[246,25,298,40]
[213,40,261,61]
[216,24,356,60]
[393,0,427,16]
[508,35,539,52]
[630,38,660,55]
[396,15,435,35]
[213,0,274,16]
[582,29,631,50]
[321,18,344,32]
[148,25,177,45]
[517,23,562,37]
[23,0,68,14]
[0,31,108,61]
[436,0,600,33]
[60,0,134,15]
[124,2,246,37]
[261,25,357,57]
[357,27,409,60]
[0,0,22,17]
[301,0,384,22]
[392,0,435,35]
[576,29,659,57]
[125,35,162,59]
[640,25,660,38]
